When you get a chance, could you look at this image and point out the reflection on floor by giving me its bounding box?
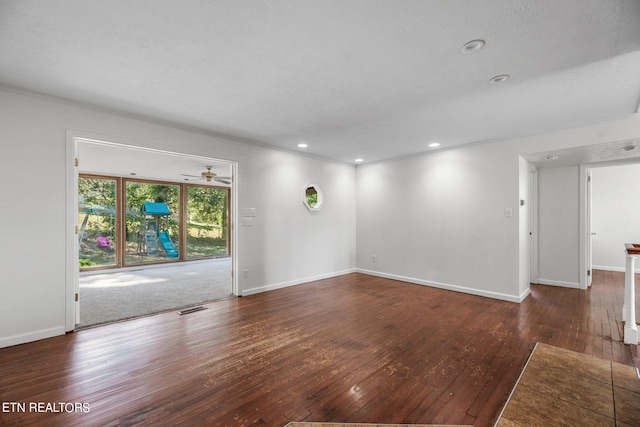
[496,343,640,427]
[78,258,232,328]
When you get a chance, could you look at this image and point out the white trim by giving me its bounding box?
[357,269,529,303]
[230,161,239,297]
[529,166,539,286]
[579,165,591,290]
[593,264,640,274]
[241,269,356,296]
[0,327,66,349]
[535,278,581,289]
[65,131,79,331]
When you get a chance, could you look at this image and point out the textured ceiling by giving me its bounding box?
[523,138,640,168]
[1,0,640,164]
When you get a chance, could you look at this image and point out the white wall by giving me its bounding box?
[356,142,522,301]
[536,166,581,288]
[356,113,640,301]
[0,88,356,347]
[592,163,640,271]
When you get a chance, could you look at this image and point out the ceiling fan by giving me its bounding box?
[180,166,231,185]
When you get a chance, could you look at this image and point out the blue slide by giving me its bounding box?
[158,231,179,258]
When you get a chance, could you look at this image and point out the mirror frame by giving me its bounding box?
[303,182,324,211]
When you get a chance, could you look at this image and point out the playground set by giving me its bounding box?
[78,202,179,265]
[137,202,179,258]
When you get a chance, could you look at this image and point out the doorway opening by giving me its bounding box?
[67,135,238,329]
[586,162,640,279]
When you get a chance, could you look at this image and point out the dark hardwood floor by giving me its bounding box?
[1,270,638,427]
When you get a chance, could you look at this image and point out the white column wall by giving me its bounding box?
[518,156,531,297]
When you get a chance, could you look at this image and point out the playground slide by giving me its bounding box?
[158,231,179,258]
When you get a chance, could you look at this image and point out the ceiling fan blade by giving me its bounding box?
[180,173,202,178]
[214,177,231,184]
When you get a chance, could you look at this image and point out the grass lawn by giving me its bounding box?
[80,235,228,268]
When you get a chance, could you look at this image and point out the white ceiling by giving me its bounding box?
[77,140,233,186]
[1,0,640,165]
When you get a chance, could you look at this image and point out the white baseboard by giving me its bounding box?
[592,265,640,273]
[519,287,532,302]
[0,326,65,349]
[357,269,527,303]
[534,278,581,289]
[241,268,356,296]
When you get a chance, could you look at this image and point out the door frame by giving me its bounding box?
[579,160,640,290]
[579,165,592,290]
[65,131,238,331]
[528,164,538,285]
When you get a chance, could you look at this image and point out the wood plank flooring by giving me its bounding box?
[0,270,638,427]
[496,343,640,426]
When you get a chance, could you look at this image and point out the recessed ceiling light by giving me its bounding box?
[130,172,137,175]
[428,142,440,148]
[355,158,364,163]
[623,145,636,152]
[489,74,510,84]
[545,155,559,160]
[297,143,308,148]
[461,39,485,53]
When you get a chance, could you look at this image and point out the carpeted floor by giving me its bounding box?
[78,258,233,328]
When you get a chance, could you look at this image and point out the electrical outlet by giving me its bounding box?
[372,255,376,263]
[243,269,248,278]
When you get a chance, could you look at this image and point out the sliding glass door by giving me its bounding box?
[186,185,229,259]
[124,180,181,265]
[79,175,230,271]
[78,176,118,268]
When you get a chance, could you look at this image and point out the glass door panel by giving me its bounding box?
[186,186,229,259]
[125,181,181,265]
[78,177,117,269]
